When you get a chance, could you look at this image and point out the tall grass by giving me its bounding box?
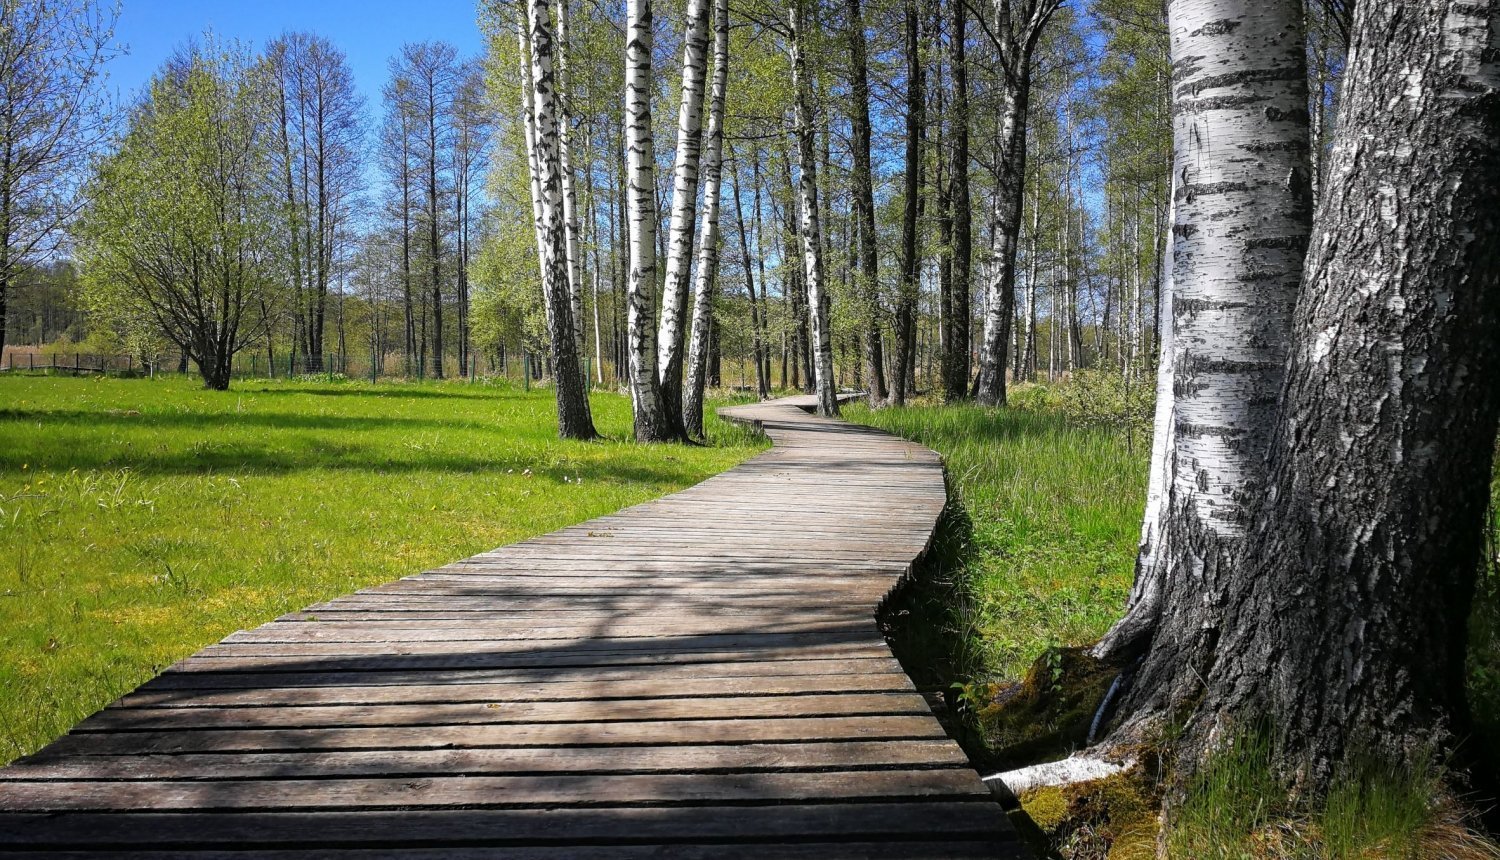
[847,399,1145,681]
[0,375,766,763]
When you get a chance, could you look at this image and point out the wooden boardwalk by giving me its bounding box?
[0,395,1024,858]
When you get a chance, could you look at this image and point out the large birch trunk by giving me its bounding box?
[1094,188,1177,662]
[624,0,675,440]
[655,0,713,433]
[526,0,596,439]
[788,0,838,416]
[1184,0,1500,786]
[683,0,728,439]
[1104,0,1312,733]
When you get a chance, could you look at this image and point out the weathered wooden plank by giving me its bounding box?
[0,802,1014,845]
[37,714,951,756]
[0,769,989,812]
[2,740,969,780]
[76,693,929,731]
[121,672,917,706]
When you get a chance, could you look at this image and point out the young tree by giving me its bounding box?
[624,0,675,440]
[0,0,118,350]
[683,0,729,439]
[788,0,837,416]
[972,0,1062,406]
[77,42,277,391]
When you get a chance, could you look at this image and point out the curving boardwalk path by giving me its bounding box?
[0,395,1024,858]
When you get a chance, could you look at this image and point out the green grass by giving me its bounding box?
[0,374,766,764]
[846,399,1146,682]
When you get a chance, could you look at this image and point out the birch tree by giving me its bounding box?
[1099,0,1314,734]
[655,0,713,433]
[683,0,728,439]
[788,0,838,416]
[1180,0,1500,785]
[525,0,596,438]
[624,0,675,440]
[972,0,1062,406]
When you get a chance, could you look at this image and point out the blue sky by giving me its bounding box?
[106,0,488,110]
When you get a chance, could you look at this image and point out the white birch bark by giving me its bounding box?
[655,0,713,429]
[1098,0,1311,733]
[526,0,595,438]
[1166,0,1312,542]
[516,14,553,327]
[555,0,587,380]
[624,0,674,440]
[682,0,728,439]
[1094,187,1177,661]
[789,0,838,416]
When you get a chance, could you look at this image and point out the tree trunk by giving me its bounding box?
[1103,0,1312,734]
[892,0,923,408]
[1181,0,1500,787]
[556,0,587,383]
[732,149,769,400]
[683,0,728,440]
[624,0,675,441]
[788,0,838,416]
[527,0,596,438]
[655,0,713,434]
[973,74,1029,405]
[943,0,971,401]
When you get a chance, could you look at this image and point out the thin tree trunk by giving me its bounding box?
[556,0,587,382]
[788,0,837,416]
[845,0,887,405]
[624,0,674,440]
[655,0,713,433]
[526,0,595,437]
[892,0,923,408]
[683,0,728,439]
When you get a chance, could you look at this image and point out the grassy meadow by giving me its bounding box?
[847,395,1147,684]
[0,374,766,763]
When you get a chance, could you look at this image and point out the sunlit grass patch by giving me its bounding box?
[0,374,766,763]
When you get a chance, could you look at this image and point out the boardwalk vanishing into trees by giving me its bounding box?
[0,395,1023,858]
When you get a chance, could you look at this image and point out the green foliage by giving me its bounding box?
[75,37,279,383]
[0,375,766,763]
